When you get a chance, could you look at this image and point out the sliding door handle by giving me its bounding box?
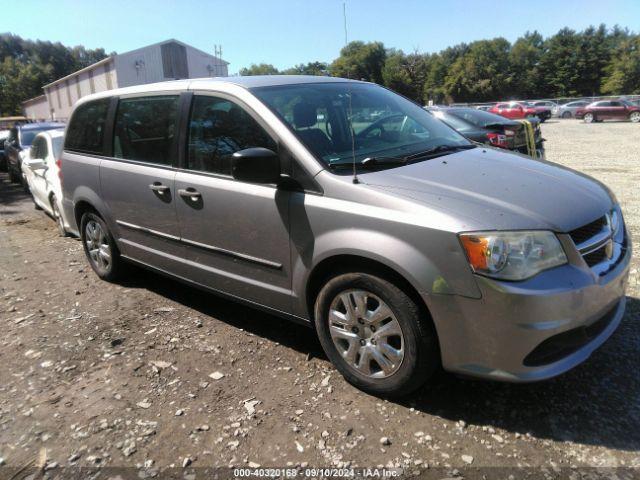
[178,188,202,199]
[149,183,170,194]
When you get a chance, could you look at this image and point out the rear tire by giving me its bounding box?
[314,272,439,398]
[80,212,124,282]
[561,111,571,119]
[630,112,640,123]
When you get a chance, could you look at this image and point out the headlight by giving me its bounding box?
[610,208,620,234]
[459,231,567,281]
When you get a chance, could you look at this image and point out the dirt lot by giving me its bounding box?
[0,120,639,479]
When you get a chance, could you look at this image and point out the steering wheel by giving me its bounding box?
[356,113,405,139]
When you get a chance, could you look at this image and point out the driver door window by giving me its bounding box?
[187,95,276,176]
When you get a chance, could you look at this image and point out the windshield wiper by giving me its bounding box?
[328,155,407,170]
[405,143,476,160]
[361,156,407,167]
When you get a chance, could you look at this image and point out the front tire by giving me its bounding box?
[584,113,594,123]
[630,112,640,123]
[314,272,439,397]
[50,195,68,237]
[80,212,124,281]
[561,111,571,119]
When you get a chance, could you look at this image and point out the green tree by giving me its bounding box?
[0,33,107,116]
[282,61,328,76]
[509,31,544,98]
[423,44,468,103]
[0,57,52,115]
[443,38,512,102]
[382,50,432,102]
[330,41,386,84]
[602,36,640,94]
[239,63,279,76]
[538,28,583,96]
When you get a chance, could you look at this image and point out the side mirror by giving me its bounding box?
[26,159,46,170]
[232,147,281,184]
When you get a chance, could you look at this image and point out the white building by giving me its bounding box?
[23,39,228,121]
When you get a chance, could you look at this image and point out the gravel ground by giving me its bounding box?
[0,120,639,479]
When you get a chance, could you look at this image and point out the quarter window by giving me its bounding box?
[113,96,179,165]
[65,98,110,154]
[187,95,276,175]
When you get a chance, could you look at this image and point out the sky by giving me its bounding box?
[2,0,639,73]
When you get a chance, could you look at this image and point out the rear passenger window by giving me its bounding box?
[187,95,276,175]
[113,96,179,165]
[65,98,110,154]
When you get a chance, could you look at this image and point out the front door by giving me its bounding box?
[26,135,49,207]
[608,101,626,120]
[100,94,186,272]
[175,94,292,311]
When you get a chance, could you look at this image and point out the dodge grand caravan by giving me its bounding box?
[61,76,631,396]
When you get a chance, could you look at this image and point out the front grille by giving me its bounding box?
[583,247,608,267]
[569,216,607,245]
[523,303,618,367]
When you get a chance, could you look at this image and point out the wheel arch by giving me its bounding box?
[306,254,430,320]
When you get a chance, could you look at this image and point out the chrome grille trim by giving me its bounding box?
[569,210,622,272]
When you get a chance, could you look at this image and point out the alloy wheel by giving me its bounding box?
[630,112,640,123]
[584,113,594,123]
[85,220,111,273]
[328,289,405,379]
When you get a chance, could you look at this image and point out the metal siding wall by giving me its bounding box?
[115,45,165,87]
[186,46,228,77]
[23,97,50,120]
[77,71,92,99]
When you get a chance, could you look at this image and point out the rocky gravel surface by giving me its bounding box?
[0,120,638,479]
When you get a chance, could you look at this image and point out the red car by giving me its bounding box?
[489,102,539,121]
[575,100,640,123]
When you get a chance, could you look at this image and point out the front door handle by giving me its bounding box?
[149,183,170,194]
[178,188,202,200]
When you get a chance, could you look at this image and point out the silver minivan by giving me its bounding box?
[61,76,631,396]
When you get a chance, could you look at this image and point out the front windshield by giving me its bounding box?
[252,82,470,167]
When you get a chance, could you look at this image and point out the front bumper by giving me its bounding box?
[428,230,631,382]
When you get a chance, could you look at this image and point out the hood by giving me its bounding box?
[359,147,613,232]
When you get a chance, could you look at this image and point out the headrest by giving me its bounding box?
[293,102,317,128]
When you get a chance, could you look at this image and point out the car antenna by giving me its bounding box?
[343,1,359,184]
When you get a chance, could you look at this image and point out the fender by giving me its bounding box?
[291,227,482,319]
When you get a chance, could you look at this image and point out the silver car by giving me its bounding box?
[556,100,590,118]
[61,76,631,397]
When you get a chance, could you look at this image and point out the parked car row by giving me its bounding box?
[473,97,640,122]
[427,106,545,157]
[575,100,640,123]
[3,76,631,398]
[3,122,65,185]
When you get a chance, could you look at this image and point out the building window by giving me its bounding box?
[161,42,188,79]
[76,76,82,99]
[56,86,62,109]
[89,69,95,93]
